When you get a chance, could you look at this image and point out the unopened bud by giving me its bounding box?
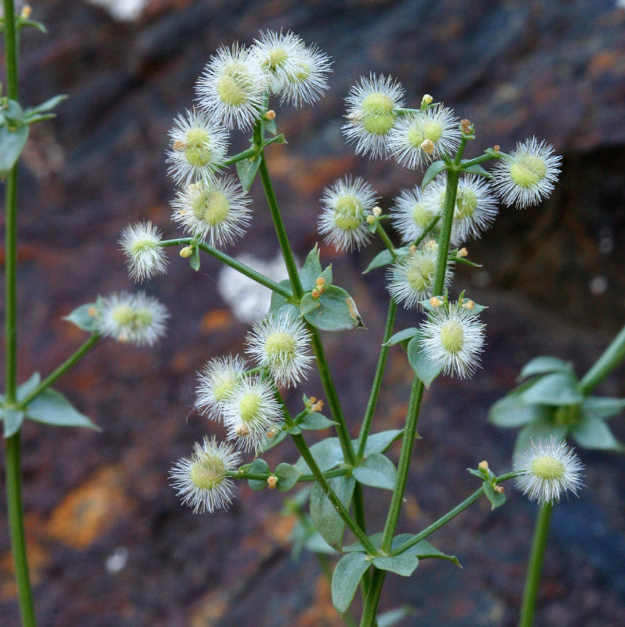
[366,215,376,225]
[494,485,505,494]
[372,206,382,217]
[172,140,187,151]
[457,248,468,258]
[180,246,194,258]
[267,475,278,490]
[311,288,320,298]
[430,296,442,307]
[265,110,276,120]
[478,461,489,472]
[422,94,433,106]
[235,424,250,437]
[21,5,32,18]
[266,428,278,439]
[409,245,417,252]
[316,277,325,287]
[493,145,500,153]
[463,300,475,310]
[312,400,325,412]
[309,397,317,404]
[460,119,473,135]
[420,139,435,154]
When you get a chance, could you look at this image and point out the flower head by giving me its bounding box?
[119,221,168,283]
[97,291,169,346]
[222,377,283,453]
[492,138,561,209]
[390,186,441,245]
[172,176,252,247]
[278,43,332,107]
[196,355,247,420]
[246,313,313,387]
[419,301,485,379]
[169,437,241,514]
[318,176,379,251]
[388,105,461,169]
[166,108,229,185]
[196,43,267,131]
[514,438,584,505]
[342,73,405,158]
[422,174,498,246]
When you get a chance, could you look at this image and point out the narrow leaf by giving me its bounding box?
[397,537,461,567]
[236,155,261,191]
[26,388,99,430]
[353,453,397,490]
[299,245,322,291]
[378,607,413,627]
[462,163,492,178]
[384,328,420,347]
[422,160,446,188]
[189,246,201,271]
[331,552,370,614]
[28,94,68,114]
[263,117,277,135]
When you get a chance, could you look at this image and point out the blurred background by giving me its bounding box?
[1,0,625,625]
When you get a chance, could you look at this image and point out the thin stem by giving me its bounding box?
[519,503,553,627]
[359,568,386,627]
[579,324,625,394]
[222,146,259,168]
[375,223,396,259]
[460,152,499,169]
[17,334,100,409]
[412,214,441,248]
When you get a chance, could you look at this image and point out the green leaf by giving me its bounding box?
[357,430,404,455]
[319,265,333,287]
[571,416,623,451]
[483,481,507,510]
[514,420,568,455]
[353,453,397,490]
[2,408,25,438]
[2,100,25,125]
[331,552,370,614]
[305,531,337,555]
[294,437,343,473]
[236,155,261,191]
[519,356,573,381]
[264,133,286,146]
[300,292,320,316]
[384,328,419,347]
[311,475,355,550]
[363,249,394,273]
[581,397,625,421]
[398,538,460,567]
[303,285,365,331]
[299,245,322,291]
[373,554,419,577]
[26,94,67,115]
[407,337,443,387]
[259,427,287,452]
[263,117,277,135]
[520,373,582,406]
[268,279,299,319]
[488,395,549,428]
[422,160,446,188]
[274,463,302,492]
[287,425,302,435]
[26,388,99,430]
[0,123,28,177]
[298,412,336,430]
[248,458,270,490]
[461,163,492,178]
[16,372,41,402]
[19,18,48,33]
[64,302,100,332]
[189,246,201,271]
[378,607,413,627]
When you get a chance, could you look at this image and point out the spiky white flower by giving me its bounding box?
[390,186,441,245]
[342,73,406,158]
[246,313,313,387]
[514,438,584,505]
[419,302,485,378]
[172,176,252,247]
[277,42,332,107]
[97,291,169,346]
[222,377,283,453]
[250,30,306,94]
[119,221,168,283]
[492,138,562,209]
[422,174,498,246]
[166,108,229,186]
[388,105,461,169]
[196,355,247,420]
[318,176,379,251]
[196,43,267,131]
[388,244,452,309]
[169,436,241,514]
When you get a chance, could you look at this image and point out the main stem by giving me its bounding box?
[579,324,625,395]
[518,503,553,627]
[3,0,37,624]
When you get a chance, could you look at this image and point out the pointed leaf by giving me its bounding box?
[27,94,67,115]
[384,328,420,347]
[305,531,337,555]
[26,388,99,430]
[310,475,355,550]
[303,285,364,331]
[483,481,507,510]
[571,416,623,451]
[581,397,625,421]
[248,458,269,490]
[319,265,333,288]
[17,372,41,402]
[274,463,302,492]
[357,430,404,455]
[299,245,322,291]
[236,155,261,191]
[268,279,298,319]
[300,292,321,316]
[2,409,25,438]
[298,412,336,430]
[378,607,413,627]
[294,437,343,473]
[520,373,582,406]
[373,554,419,577]
[189,246,200,271]
[488,395,549,428]
[263,117,277,135]
[353,453,397,490]
[407,337,443,387]
[0,124,29,176]
[519,356,573,381]
[331,552,370,614]
[64,302,101,333]
[422,160,446,188]
[461,163,492,178]
[259,427,287,452]
[398,538,461,567]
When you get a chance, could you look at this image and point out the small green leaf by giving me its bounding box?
[19,18,48,33]
[2,100,25,125]
[26,388,99,430]
[298,412,336,430]
[488,395,549,428]
[268,279,298,319]
[353,453,397,490]
[581,397,625,421]
[263,117,277,135]
[189,246,201,271]
[248,458,270,490]
[519,356,573,381]
[384,328,420,347]
[331,552,370,614]
[357,430,404,455]
[286,425,302,435]
[294,437,343,473]
[364,249,394,273]
[274,463,302,492]
[17,372,41,402]
[378,606,413,627]
[300,292,320,316]
[236,155,261,191]
[259,427,287,452]
[303,286,364,331]
[305,531,337,555]
[483,481,507,510]
[319,264,333,287]
[373,554,419,577]
[571,416,623,451]
[520,373,582,406]
[299,245,322,291]
[407,337,443,387]
[514,420,568,455]
[398,537,460,567]
[461,163,492,178]
[311,475,355,550]
[2,409,25,438]
[422,160,446,188]
[26,94,67,115]
[264,133,286,146]
[64,303,100,332]
[0,123,28,176]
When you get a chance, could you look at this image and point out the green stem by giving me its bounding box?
[460,152,499,169]
[17,334,100,409]
[222,146,259,168]
[375,223,396,259]
[412,214,441,247]
[579,325,625,394]
[359,568,386,627]
[518,503,553,627]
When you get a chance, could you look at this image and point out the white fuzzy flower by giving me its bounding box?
[492,138,562,209]
[119,221,168,283]
[390,186,441,245]
[170,436,241,514]
[318,176,379,251]
[422,174,498,246]
[166,108,229,186]
[196,355,247,420]
[342,73,405,158]
[172,176,252,247]
[387,244,451,309]
[246,313,313,387]
[98,291,169,346]
[222,377,283,453]
[388,105,461,169]
[514,438,584,505]
[419,302,485,379]
[196,43,267,131]
[277,42,332,107]
[251,30,306,94]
